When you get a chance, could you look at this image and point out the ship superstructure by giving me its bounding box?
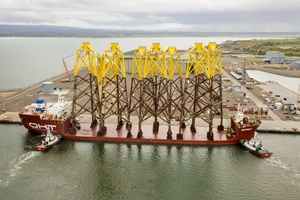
[19,92,72,134]
[230,105,261,140]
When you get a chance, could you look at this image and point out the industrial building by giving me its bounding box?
[266,51,285,64]
[229,71,242,80]
[291,60,300,69]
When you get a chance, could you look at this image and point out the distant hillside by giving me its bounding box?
[0,25,120,37]
[221,38,300,56]
[0,24,299,38]
[0,24,204,37]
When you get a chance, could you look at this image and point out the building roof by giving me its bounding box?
[282,101,294,105]
[230,71,242,80]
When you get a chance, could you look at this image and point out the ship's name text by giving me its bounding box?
[29,123,56,130]
[241,128,253,131]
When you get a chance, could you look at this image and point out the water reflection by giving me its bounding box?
[1,124,300,199]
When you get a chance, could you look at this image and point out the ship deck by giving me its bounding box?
[63,123,238,145]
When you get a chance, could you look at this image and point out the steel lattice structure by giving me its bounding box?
[96,43,128,136]
[182,43,223,140]
[71,42,100,132]
[127,46,148,138]
[71,42,223,140]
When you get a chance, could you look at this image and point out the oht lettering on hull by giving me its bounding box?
[29,123,56,130]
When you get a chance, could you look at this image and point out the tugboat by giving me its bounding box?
[34,128,63,152]
[240,135,272,158]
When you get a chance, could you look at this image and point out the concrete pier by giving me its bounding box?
[1,67,300,134]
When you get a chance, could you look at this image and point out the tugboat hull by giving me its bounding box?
[240,139,272,158]
[34,135,63,152]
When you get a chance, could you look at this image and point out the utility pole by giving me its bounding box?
[297,84,300,114]
[1,98,5,112]
[1,81,5,112]
[243,57,246,83]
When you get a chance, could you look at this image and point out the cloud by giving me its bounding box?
[0,0,300,32]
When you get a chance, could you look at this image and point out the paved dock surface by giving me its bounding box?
[1,69,300,134]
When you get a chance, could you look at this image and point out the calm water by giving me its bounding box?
[0,36,277,90]
[0,124,300,199]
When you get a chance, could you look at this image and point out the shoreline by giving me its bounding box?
[1,66,298,98]
[1,63,300,135]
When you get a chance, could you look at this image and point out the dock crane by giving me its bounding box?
[61,54,74,83]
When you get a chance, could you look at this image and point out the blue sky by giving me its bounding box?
[1,0,299,32]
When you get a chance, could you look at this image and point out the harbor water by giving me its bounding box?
[0,124,300,199]
[1,37,300,199]
[0,36,283,91]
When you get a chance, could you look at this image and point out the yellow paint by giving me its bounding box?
[73,42,95,76]
[73,42,222,82]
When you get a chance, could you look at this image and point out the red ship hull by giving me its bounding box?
[19,100,261,146]
[19,113,72,135]
[19,111,260,146]
[231,117,261,140]
[249,150,272,158]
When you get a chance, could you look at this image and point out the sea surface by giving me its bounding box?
[0,36,282,91]
[1,37,300,199]
[0,124,300,199]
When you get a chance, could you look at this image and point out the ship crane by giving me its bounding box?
[61,54,74,83]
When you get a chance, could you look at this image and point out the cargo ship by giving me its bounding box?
[19,42,261,145]
[19,96,260,145]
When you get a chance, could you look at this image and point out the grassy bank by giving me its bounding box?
[222,38,300,56]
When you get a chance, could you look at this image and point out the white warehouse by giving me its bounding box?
[266,51,285,64]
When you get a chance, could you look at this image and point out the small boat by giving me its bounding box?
[34,128,63,152]
[240,136,272,158]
